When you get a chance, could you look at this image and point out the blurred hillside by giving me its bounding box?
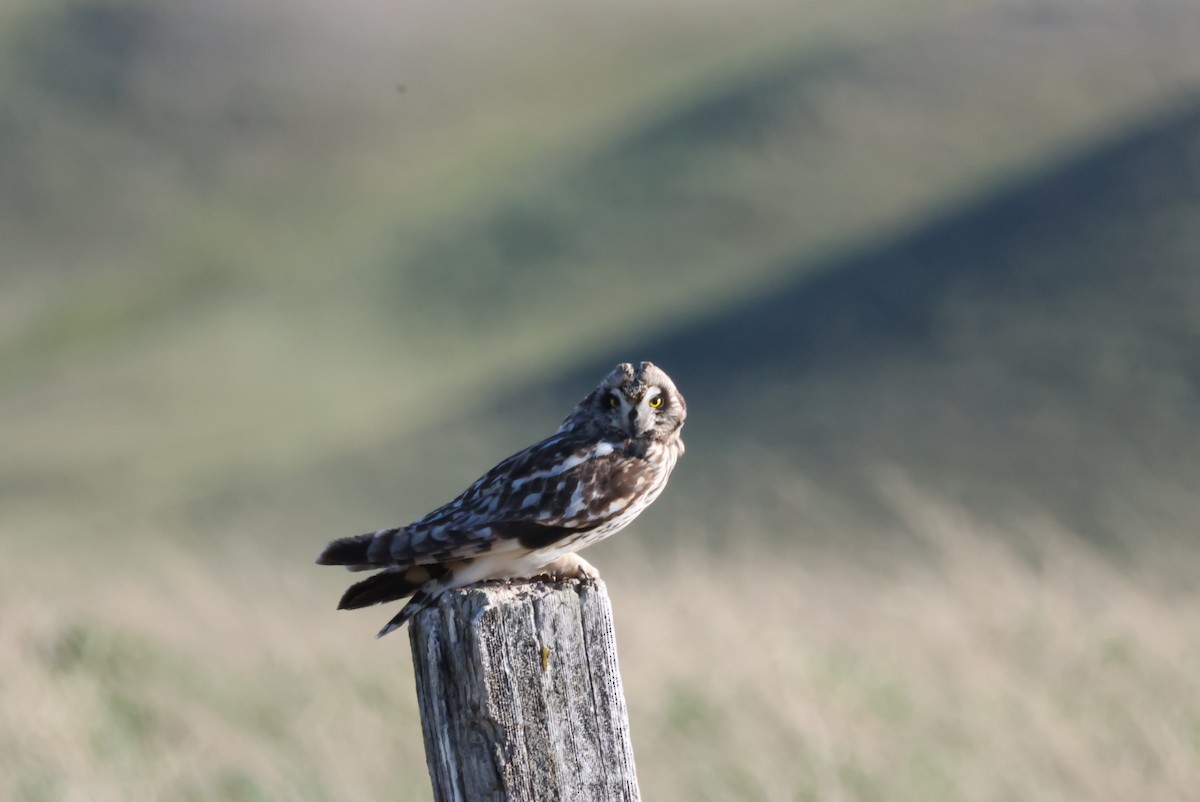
[4,0,1200,557]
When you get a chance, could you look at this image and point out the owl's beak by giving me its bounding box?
[627,407,652,437]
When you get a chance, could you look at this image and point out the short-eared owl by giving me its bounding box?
[317,361,686,637]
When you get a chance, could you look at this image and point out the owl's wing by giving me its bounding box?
[316,432,637,570]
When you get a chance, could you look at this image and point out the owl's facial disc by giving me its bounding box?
[607,384,667,437]
[564,360,682,440]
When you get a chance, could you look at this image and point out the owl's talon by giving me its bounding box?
[535,553,601,581]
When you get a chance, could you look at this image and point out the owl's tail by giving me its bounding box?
[317,532,453,637]
[320,564,453,637]
[327,568,450,638]
[373,582,448,638]
[317,528,396,571]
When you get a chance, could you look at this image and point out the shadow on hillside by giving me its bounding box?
[317,95,1200,547]
[659,100,1200,389]
[519,96,1200,537]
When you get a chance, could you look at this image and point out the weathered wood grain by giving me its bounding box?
[409,577,641,802]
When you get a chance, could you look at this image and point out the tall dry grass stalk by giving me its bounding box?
[2,497,1197,801]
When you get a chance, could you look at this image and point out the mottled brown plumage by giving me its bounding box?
[317,361,686,637]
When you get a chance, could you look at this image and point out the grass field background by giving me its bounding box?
[3,0,1200,799]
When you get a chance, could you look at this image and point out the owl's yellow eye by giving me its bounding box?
[648,396,664,409]
[608,395,620,408]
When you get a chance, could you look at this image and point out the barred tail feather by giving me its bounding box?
[376,585,442,638]
[316,527,405,569]
[338,570,417,610]
[338,563,451,609]
[316,533,374,567]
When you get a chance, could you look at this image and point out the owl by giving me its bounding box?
[317,361,687,637]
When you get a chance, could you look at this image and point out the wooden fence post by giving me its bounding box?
[408,577,641,802]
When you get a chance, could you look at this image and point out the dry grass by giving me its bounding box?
[617,496,1200,802]
[2,495,1197,801]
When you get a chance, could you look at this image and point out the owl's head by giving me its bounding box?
[560,361,687,441]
